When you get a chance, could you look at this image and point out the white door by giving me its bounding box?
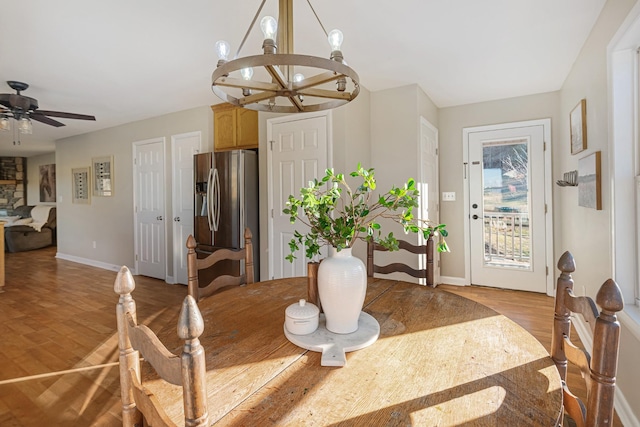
[171,132,201,285]
[268,113,329,279]
[134,138,166,280]
[419,117,440,285]
[467,123,548,293]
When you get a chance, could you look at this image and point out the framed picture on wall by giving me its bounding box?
[578,151,601,210]
[39,164,56,202]
[92,156,114,197]
[72,167,91,204]
[570,99,587,155]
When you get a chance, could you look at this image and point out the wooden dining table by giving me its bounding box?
[143,277,563,426]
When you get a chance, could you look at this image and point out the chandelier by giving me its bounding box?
[211,0,360,113]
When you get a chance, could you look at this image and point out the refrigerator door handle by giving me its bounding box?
[212,168,221,231]
[206,168,214,232]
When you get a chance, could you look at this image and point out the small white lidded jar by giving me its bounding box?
[285,299,319,335]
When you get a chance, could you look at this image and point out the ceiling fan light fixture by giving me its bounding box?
[211,0,360,113]
[18,118,32,134]
[0,116,10,131]
[0,81,97,138]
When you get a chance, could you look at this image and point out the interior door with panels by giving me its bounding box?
[269,113,329,279]
[134,138,166,280]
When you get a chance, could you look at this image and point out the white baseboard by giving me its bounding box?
[438,275,468,286]
[55,252,134,274]
[572,315,639,427]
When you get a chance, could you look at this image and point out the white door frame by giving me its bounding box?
[266,110,333,280]
[418,117,440,284]
[133,137,167,279]
[463,119,554,296]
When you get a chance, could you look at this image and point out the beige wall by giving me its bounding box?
[438,91,561,278]
[557,0,639,418]
[332,89,372,262]
[55,105,212,272]
[370,84,439,279]
[26,152,56,206]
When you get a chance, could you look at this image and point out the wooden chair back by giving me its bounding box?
[366,235,435,287]
[115,266,209,427]
[551,251,624,427]
[186,227,254,301]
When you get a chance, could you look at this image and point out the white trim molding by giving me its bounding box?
[56,252,125,274]
[439,275,468,287]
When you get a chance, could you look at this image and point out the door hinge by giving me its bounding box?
[543,142,546,151]
[135,254,138,261]
[546,266,549,276]
[271,208,274,218]
[545,204,548,214]
[435,148,438,156]
[270,140,275,150]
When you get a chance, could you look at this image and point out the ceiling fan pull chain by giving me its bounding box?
[12,124,19,145]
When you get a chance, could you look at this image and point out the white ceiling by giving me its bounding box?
[0,0,606,157]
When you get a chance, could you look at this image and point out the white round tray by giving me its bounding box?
[284,311,380,367]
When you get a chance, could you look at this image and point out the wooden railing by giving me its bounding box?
[483,211,530,265]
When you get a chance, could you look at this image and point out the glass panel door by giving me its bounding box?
[468,124,546,293]
[481,139,531,270]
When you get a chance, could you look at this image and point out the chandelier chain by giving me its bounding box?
[235,0,268,59]
[306,0,328,37]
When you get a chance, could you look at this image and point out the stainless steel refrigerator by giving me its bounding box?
[194,150,259,283]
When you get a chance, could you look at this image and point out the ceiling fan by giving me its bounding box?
[0,80,96,128]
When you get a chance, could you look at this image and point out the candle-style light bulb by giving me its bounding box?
[293,73,305,102]
[260,16,278,40]
[241,67,254,81]
[215,40,231,61]
[18,118,32,134]
[327,29,343,51]
[0,116,10,131]
[241,67,254,96]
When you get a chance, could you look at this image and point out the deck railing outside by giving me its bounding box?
[483,211,530,268]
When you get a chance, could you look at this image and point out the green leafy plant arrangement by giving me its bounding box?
[283,164,449,262]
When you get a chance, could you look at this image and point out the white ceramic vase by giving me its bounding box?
[317,247,367,334]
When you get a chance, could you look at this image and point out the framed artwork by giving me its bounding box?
[570,99,587,155]
[39,164,56,202]
[578,151,601,210]
[92,156,114,197]
[72,167,91,204]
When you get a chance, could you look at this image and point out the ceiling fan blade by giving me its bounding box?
[30,113,65,127]
[36,110,96,121]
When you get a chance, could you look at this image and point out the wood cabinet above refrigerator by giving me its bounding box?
[211,103,258,151]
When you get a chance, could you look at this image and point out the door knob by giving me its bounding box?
[472,214,479,220]
[157,216,163,221]
[174,217,181,222]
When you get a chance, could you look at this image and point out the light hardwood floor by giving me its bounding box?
[0,247,621,426]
